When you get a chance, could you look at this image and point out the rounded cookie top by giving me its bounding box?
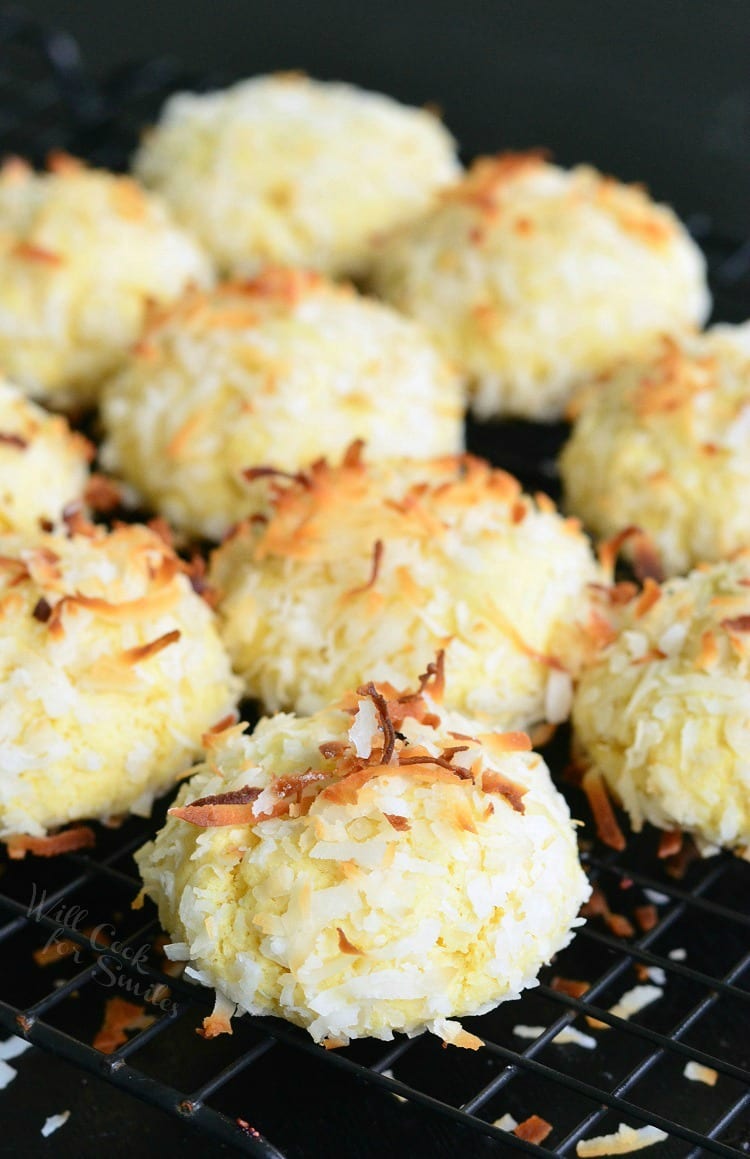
[134,73,461,278]
[101,271,465,539]
[210,446,604,727]
[0,378,92,532]
[136,673,589,1045]
[0,520,239,843]
[573,556,750,855]
[561,325,750,576]
[370,153,709,421]
[0,154,212,406]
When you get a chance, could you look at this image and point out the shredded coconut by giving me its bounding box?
[683,1061,718,1086]
[40,1111,70,1138]
[372,154,708,421]
[608,985,663,1024]
[577,1123,668,1155]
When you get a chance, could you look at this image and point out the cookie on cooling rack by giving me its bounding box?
[136,675,590,1046]
[560,325,750,577]
[0,153,212,407]
[0,522,239,848]
[133,72,460,278]
[209,446,605,729]
[573,555,750,856]
[370,153,709,421]
[100,271,465,540]
[0,379,92,533]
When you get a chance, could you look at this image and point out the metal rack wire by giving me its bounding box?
[0,10,748,1156]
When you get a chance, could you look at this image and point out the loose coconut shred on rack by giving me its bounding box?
[136,657,590,1047]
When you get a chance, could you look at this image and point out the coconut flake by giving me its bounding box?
[545,668,573,724]
[348,696,380,759]
[608,985,662,1023]
[0,1036,31,1061]
[430,1018,483,1050]
[553,1025,597,1049]
[576,1123,668,1155]
[513,1024,546,1039]
[683,1061,718,1086]
[0,1060,17,1091]
[163,941,190,961]
[41,1111,70,1137]
[494,1113,519,1132]
[668,948,686,961]
[643,889,670,906]
[381,1068,407,1102]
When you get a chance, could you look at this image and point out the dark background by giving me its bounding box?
[17,0,750,236]
[2,3,750,1156]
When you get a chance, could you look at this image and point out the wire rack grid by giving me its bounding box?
[0,9,748,1157]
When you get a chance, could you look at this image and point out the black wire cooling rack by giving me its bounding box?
[0,9,749,1157]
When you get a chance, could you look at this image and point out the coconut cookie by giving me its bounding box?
[209,448,604,729]
[100,272,464,540]
[0,522,239,845]
[370,153,709,421]
[0,154,212,407]
[134,73,460,278]
[573,556,750,855]
[0,379,92,533]
[135,675,590,1046]
[561,326,750,577]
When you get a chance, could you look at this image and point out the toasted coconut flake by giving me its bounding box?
[480,769,528,813]
[357,681,396,764]
[122,629,181,665]
[169,787,262,828]
[634,905,658,933]
[383,813,411,832]
[6,826,95,859]
[632,535,664,583]
[696,629,719,672]
[633,578,661,619]
[598,526,643,578]
[337,928,364,955]
[12,241,63,266]
[657,830,683,859]
[583,771,626,851]
[84,473,123,512]
[198,991,236,1039]
[33,924,111,967]
[93,997,155,1054]
[720,614,750,634]
[683,1061,718,1086]
[528,721,558,747]
[345,538,384,597]
[411,649,446,702]
[576,1123,668,1155]
[481,731,532,754]
[431,1018,483,1051]
[551,976,591,999]
[0,431,28,450]
[606,912,636,939]
[581,885,634,938]
[514,1115,553,1145]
